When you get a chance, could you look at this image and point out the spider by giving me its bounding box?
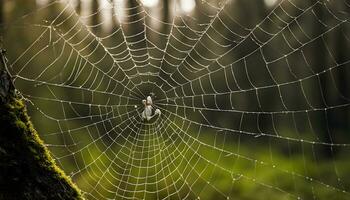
[140,95,161,121]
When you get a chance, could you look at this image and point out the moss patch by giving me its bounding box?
[0,97,83,200]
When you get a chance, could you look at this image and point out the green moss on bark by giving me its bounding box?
[0,97,83,200]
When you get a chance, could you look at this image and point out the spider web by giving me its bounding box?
[3,0,350,199]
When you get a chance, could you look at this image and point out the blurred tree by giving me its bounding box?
[311,0,336,158]
[162,0,171,32]
[91,0,100,33]
[0,0,3,48]
[332,1,350,131]
[0,0,3,26]
[76,0,82,14]
[111,1,119,33]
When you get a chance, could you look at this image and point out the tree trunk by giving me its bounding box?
[0,50,83,200]
[91,0,100,33]
[76,0,82,15]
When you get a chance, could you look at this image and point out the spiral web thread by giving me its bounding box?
[4,0,350,199]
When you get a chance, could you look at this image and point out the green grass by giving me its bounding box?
[70,124,350,200]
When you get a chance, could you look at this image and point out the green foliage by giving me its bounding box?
[0,97,83,200]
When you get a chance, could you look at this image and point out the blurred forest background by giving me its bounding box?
[1,0,350,199]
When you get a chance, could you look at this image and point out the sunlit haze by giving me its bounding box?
[141,0,159,7]
[180,0,196,13]
[264,0,278,7]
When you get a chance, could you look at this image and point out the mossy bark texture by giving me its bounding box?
[0,97,83,200]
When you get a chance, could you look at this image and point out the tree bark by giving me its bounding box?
[0,50,83,200]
